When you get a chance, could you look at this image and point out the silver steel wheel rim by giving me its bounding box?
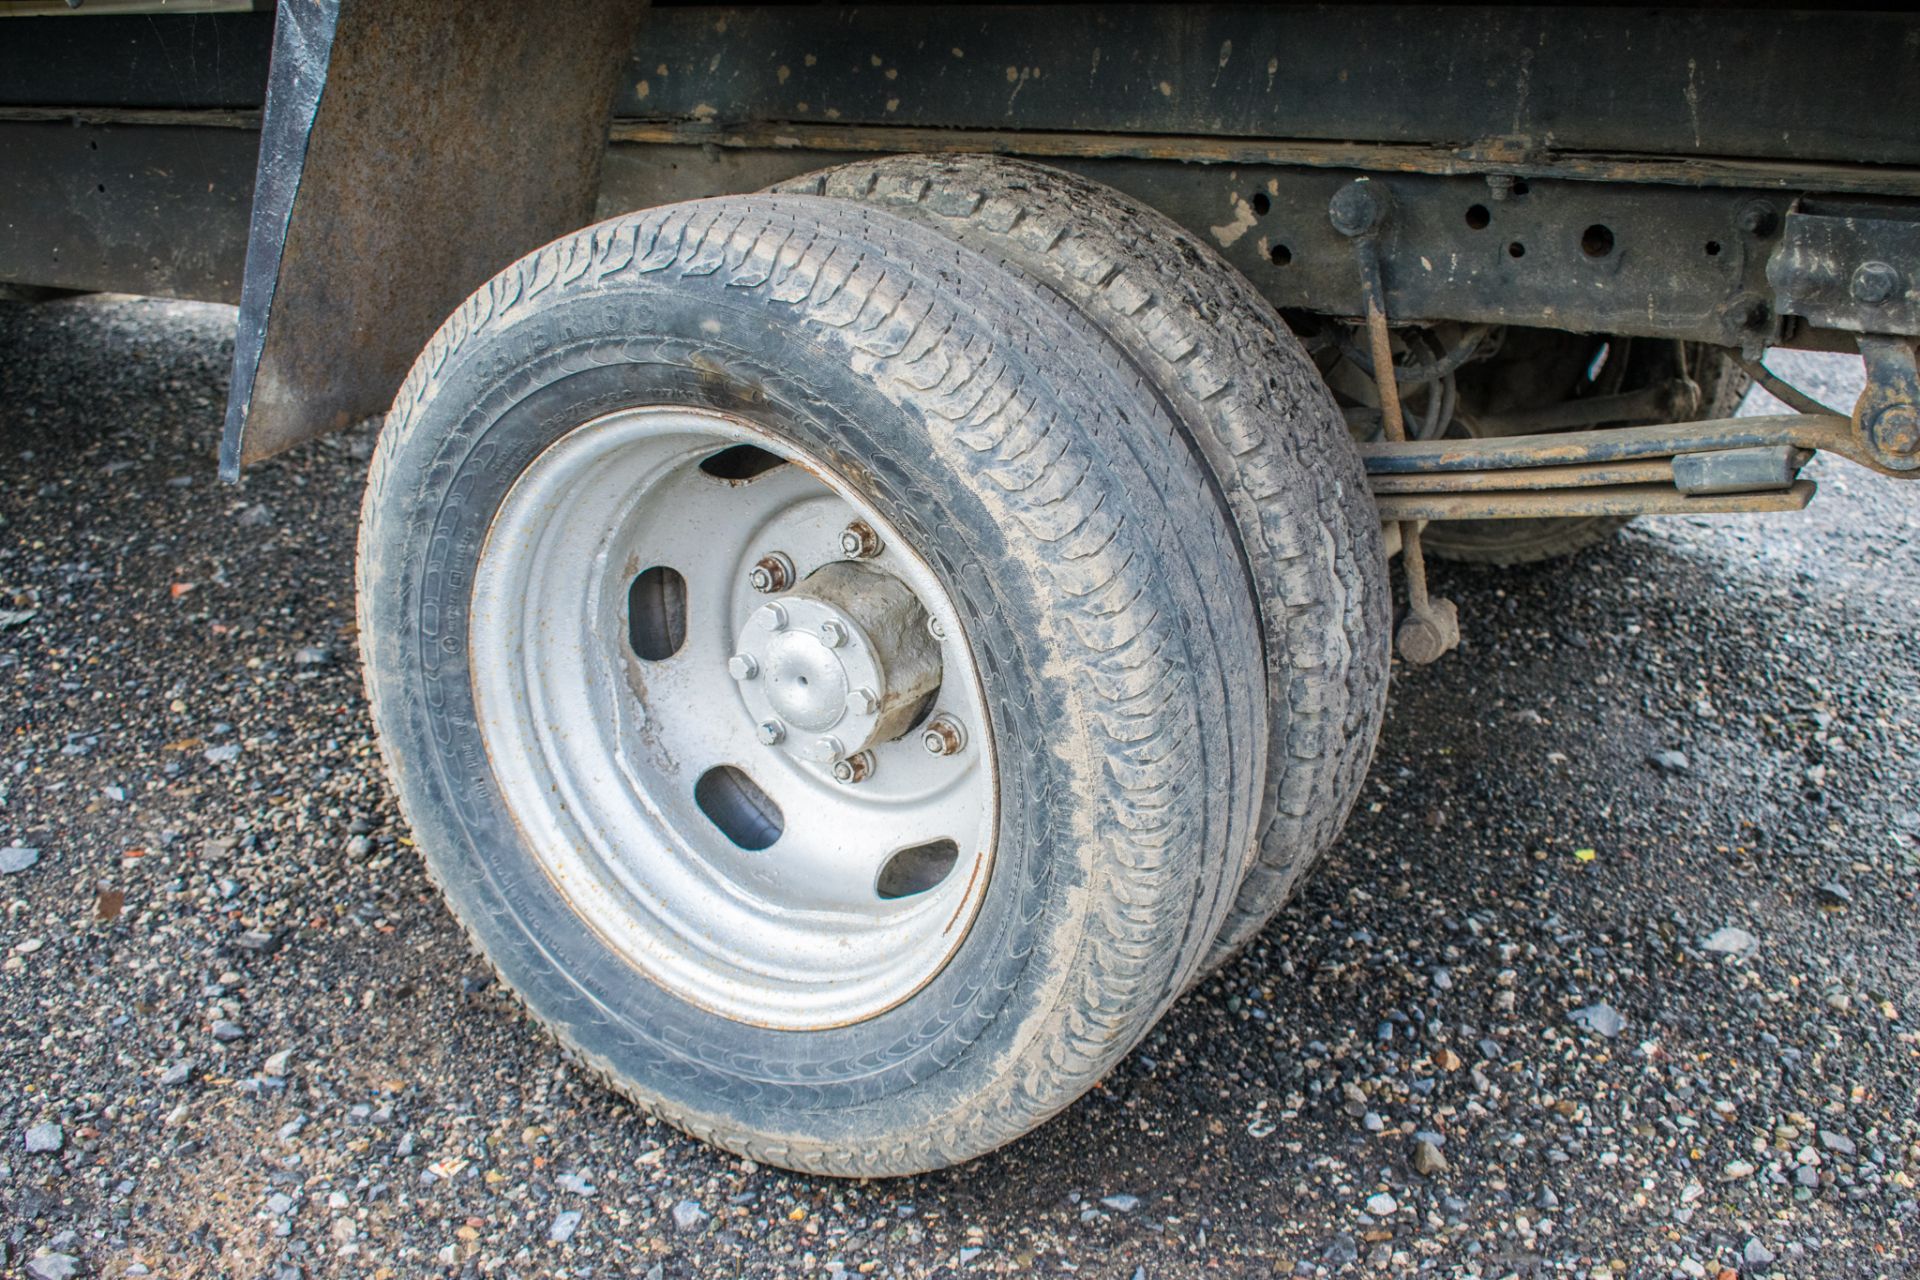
[469,407,996,1029]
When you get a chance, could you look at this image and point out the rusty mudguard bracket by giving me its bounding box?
[219,0,646,480]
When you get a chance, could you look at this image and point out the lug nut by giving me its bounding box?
[728,653,759,681]
[921,715,966,757]
[845,687,879,716]
[839,520,883,560]
[756,720,786,745]
[818,620,848,648]
[755,602,788,632]
[806,734,844,763]
[832,751,877,785]
[747,552,794,594]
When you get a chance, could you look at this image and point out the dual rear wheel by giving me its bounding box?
[357,158,1387,1175]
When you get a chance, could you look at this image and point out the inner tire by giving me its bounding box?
[775,156,1391,973]
[357,195,1265,1175]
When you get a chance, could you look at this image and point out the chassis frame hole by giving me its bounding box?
[1581,224,1615,257]
[695,765,784,851]
[877,838,961,899]
[628,565,687,661]
[1507,241,1526,259]
[1465,204,1491,230]
[1268,242,1293,267]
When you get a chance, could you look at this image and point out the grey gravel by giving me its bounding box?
[0,297,1913,1277]
[23,1122,62,1153]
[0,845,39,874]
[1568,1001,1626,1038]
[25,1254,79,1280]
[1098,1193,1140,1214]
[549,1208,584,1243]
[1703,925,1760,956]
[670,1198,708,1231]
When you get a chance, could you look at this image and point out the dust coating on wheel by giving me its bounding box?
[470,407,994,1030]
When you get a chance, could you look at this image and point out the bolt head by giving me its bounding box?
[1852,261,1901,305]
[756,720,786,745]
[838,520,882,559]
[1737,201,1778,237]
[755,602,788,632]
[748,552,794,594]
[1329,178,1388,238]
[728,653,759,681]
[830,751,875,785]
[1870,404,1920,457]
[921,715,965,757]
[845,687,879,716]
[818,620,848,649]
[806,735,844,763]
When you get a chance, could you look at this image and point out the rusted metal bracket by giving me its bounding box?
[1854,335,1920,471]
[219,0,647,480]
[1331,177,1459,667]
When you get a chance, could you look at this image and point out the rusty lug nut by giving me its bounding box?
[921,715,966,757]
[838,520,883,560]
[1852,261,1902,306]
[747,552,794,594]
[756,720,786,746]
[1870,405,1920,457]
[727,653,759,681]
[831,751,877,785]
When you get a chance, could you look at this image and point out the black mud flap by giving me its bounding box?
[220,0,647,479]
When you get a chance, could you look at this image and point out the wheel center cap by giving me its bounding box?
[731,561,944,764]
[762,628,854,730]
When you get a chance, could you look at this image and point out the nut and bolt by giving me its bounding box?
[818,620,848,649]
[845,687,879,716]
[756,720,787,745]
[1736,200,1778,238]
[1869,405,1920,457]
[727,653,760,681]
[807,735,845,763]
[747,552,795,594]
[838,520,883,560]
[921,715,966,757]
[1851,261,1902,306]
[831,751,877,785]
[755,602,789,632]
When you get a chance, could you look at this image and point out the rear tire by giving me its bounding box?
[775,154,1391,974]
[357,195,1264,1175]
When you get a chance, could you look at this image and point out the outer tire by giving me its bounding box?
[357,195,1264,1175]
[1423,343,1752,566]
[774,156,1391,973]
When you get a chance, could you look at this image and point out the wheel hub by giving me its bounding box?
[732,561,943,765]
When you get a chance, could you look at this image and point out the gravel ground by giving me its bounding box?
[0,298,1915,1280]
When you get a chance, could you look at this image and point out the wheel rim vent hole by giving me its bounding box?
[877,839,960,899]
[628,565,687,661]
[698,443,787,482]
[1581,224,1615,258]
[695,765,784,851]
